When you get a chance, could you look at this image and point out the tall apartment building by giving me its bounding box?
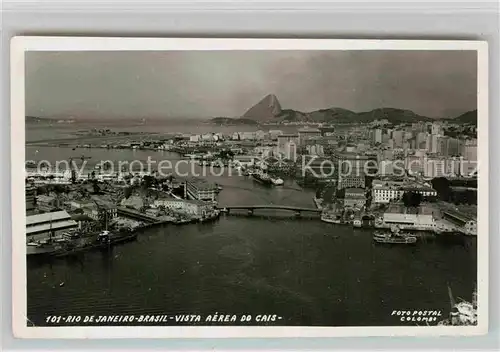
[373,129,383,144]
[285,141,297,161]
[392,130,404,148]
[277,134,299,156]
[464,139,478,161]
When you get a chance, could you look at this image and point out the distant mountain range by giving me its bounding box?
[26,97,478,126]
[211,94,477,125]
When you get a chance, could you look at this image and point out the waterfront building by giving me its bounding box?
[26,186,36,211]
[343,188,366,208]
[379,205,436,231]
[185,178,218,202]
[154,198,214,218]
[298,128,321,146]
[145,208,162,218]
[371,179,437,204]
[26,210,78,241]
[82,205,117,222]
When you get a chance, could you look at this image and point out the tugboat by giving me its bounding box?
[373,226,417,245]
[438,285,478,326]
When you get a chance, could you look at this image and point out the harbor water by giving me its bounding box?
[26,142,477,327]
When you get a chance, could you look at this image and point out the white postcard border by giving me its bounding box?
[10,37,489,339]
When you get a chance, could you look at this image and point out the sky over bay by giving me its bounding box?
[26,50,477,120]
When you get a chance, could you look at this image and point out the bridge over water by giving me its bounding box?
[218,205,321,217]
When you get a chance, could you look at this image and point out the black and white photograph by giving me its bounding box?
[11,38,488,338]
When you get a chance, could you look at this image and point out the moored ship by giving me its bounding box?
[27,240,63,256]
[373,226,417,245]
[438,285,477,326]
[252,169,273,186]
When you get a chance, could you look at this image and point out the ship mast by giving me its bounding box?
[447,285,457,309]
[472,283,477,308]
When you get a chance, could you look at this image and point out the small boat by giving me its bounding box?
[320,214,341,224]
[271,177,284,186]
[373,230,417,245]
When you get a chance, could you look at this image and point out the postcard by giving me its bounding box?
[11,37,488,338]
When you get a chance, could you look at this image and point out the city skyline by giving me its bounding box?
[26,50,477,120]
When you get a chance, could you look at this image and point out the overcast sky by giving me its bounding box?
[25,50,477,119]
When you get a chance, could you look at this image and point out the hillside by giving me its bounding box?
[242,94,282,121]
[454,110,477,125]
[356,108,433,124]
